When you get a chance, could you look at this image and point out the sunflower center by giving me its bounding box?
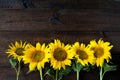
[32,51,45,62]
[15,48,24,56]
[92,47,104,58]
[76,50,88,60]
[53,48,67,61]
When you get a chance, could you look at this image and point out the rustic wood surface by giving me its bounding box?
[0,0,120,80]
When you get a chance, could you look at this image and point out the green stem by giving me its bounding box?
[16,61,21,80]
[102,71,106,78]
[76,62,81,80]
[77,69,79,80]
[55,70,58,80]
[40,67,44,80]
[16,73,19,80]
[100,67,103,80]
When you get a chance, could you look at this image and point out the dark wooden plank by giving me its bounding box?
[0,9,120,31]
[0,31,120,53]
[0,22,51,31]
[0,0,120,9]
[53,9,120,31]
[52,31,101,43]
[50,23,120,32]
[0,31,101,49]
[0,0,51,9]
[0,9,53,19]
[60,10,120,24]
[0,0,24,9]
[58,9,120,31]
[0,9,53,31]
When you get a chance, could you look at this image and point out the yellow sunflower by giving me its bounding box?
[48,39,74,70]
[23,42,50,71]
[88,39,113,67]
[71,42,95,66]
[6,41,29,62]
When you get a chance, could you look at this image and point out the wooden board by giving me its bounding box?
[0,8,120,80]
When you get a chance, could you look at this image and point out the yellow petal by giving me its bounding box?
[36,42,41,50]
[29,62,37,71]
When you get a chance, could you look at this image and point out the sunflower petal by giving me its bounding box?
[29,62,37,71]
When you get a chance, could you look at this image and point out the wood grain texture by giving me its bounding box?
[0,9,120,31]
[0,8,120,80]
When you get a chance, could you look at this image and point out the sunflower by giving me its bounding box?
[88,39,113,67]
[48,39,74,70]
[6,41,29,62]
[23,42,50,71]
[71,42,94,66]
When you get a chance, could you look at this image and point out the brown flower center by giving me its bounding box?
[76,49,88,60]
[92,47,104,58]
[32,51,45,62]
[53,48,67,61]
[15,48,24,56]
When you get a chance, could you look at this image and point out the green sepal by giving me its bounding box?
[26,71,31,74]
[72,61,78,72]
[72,62,83,72]
[44,68,55,79]
[103,63,117,73]
[26,68,38,74]
[9,58,17,68]
[83,65,90,72]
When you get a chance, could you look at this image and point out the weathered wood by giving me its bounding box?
[0,0,24,8]
[0,9,120,31]
[0,0,120,9]
[0,9,53,31]
[0,8,120,80]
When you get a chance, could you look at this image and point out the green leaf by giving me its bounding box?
[58,66,72,80]
[77,63,83,71]
[44,68,55,79]
[103,63,117,73]
[9,58,17,68]
[45,67,72,80]
[59,66,71,75]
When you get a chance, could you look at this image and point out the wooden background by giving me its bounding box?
[0,0,120,80]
